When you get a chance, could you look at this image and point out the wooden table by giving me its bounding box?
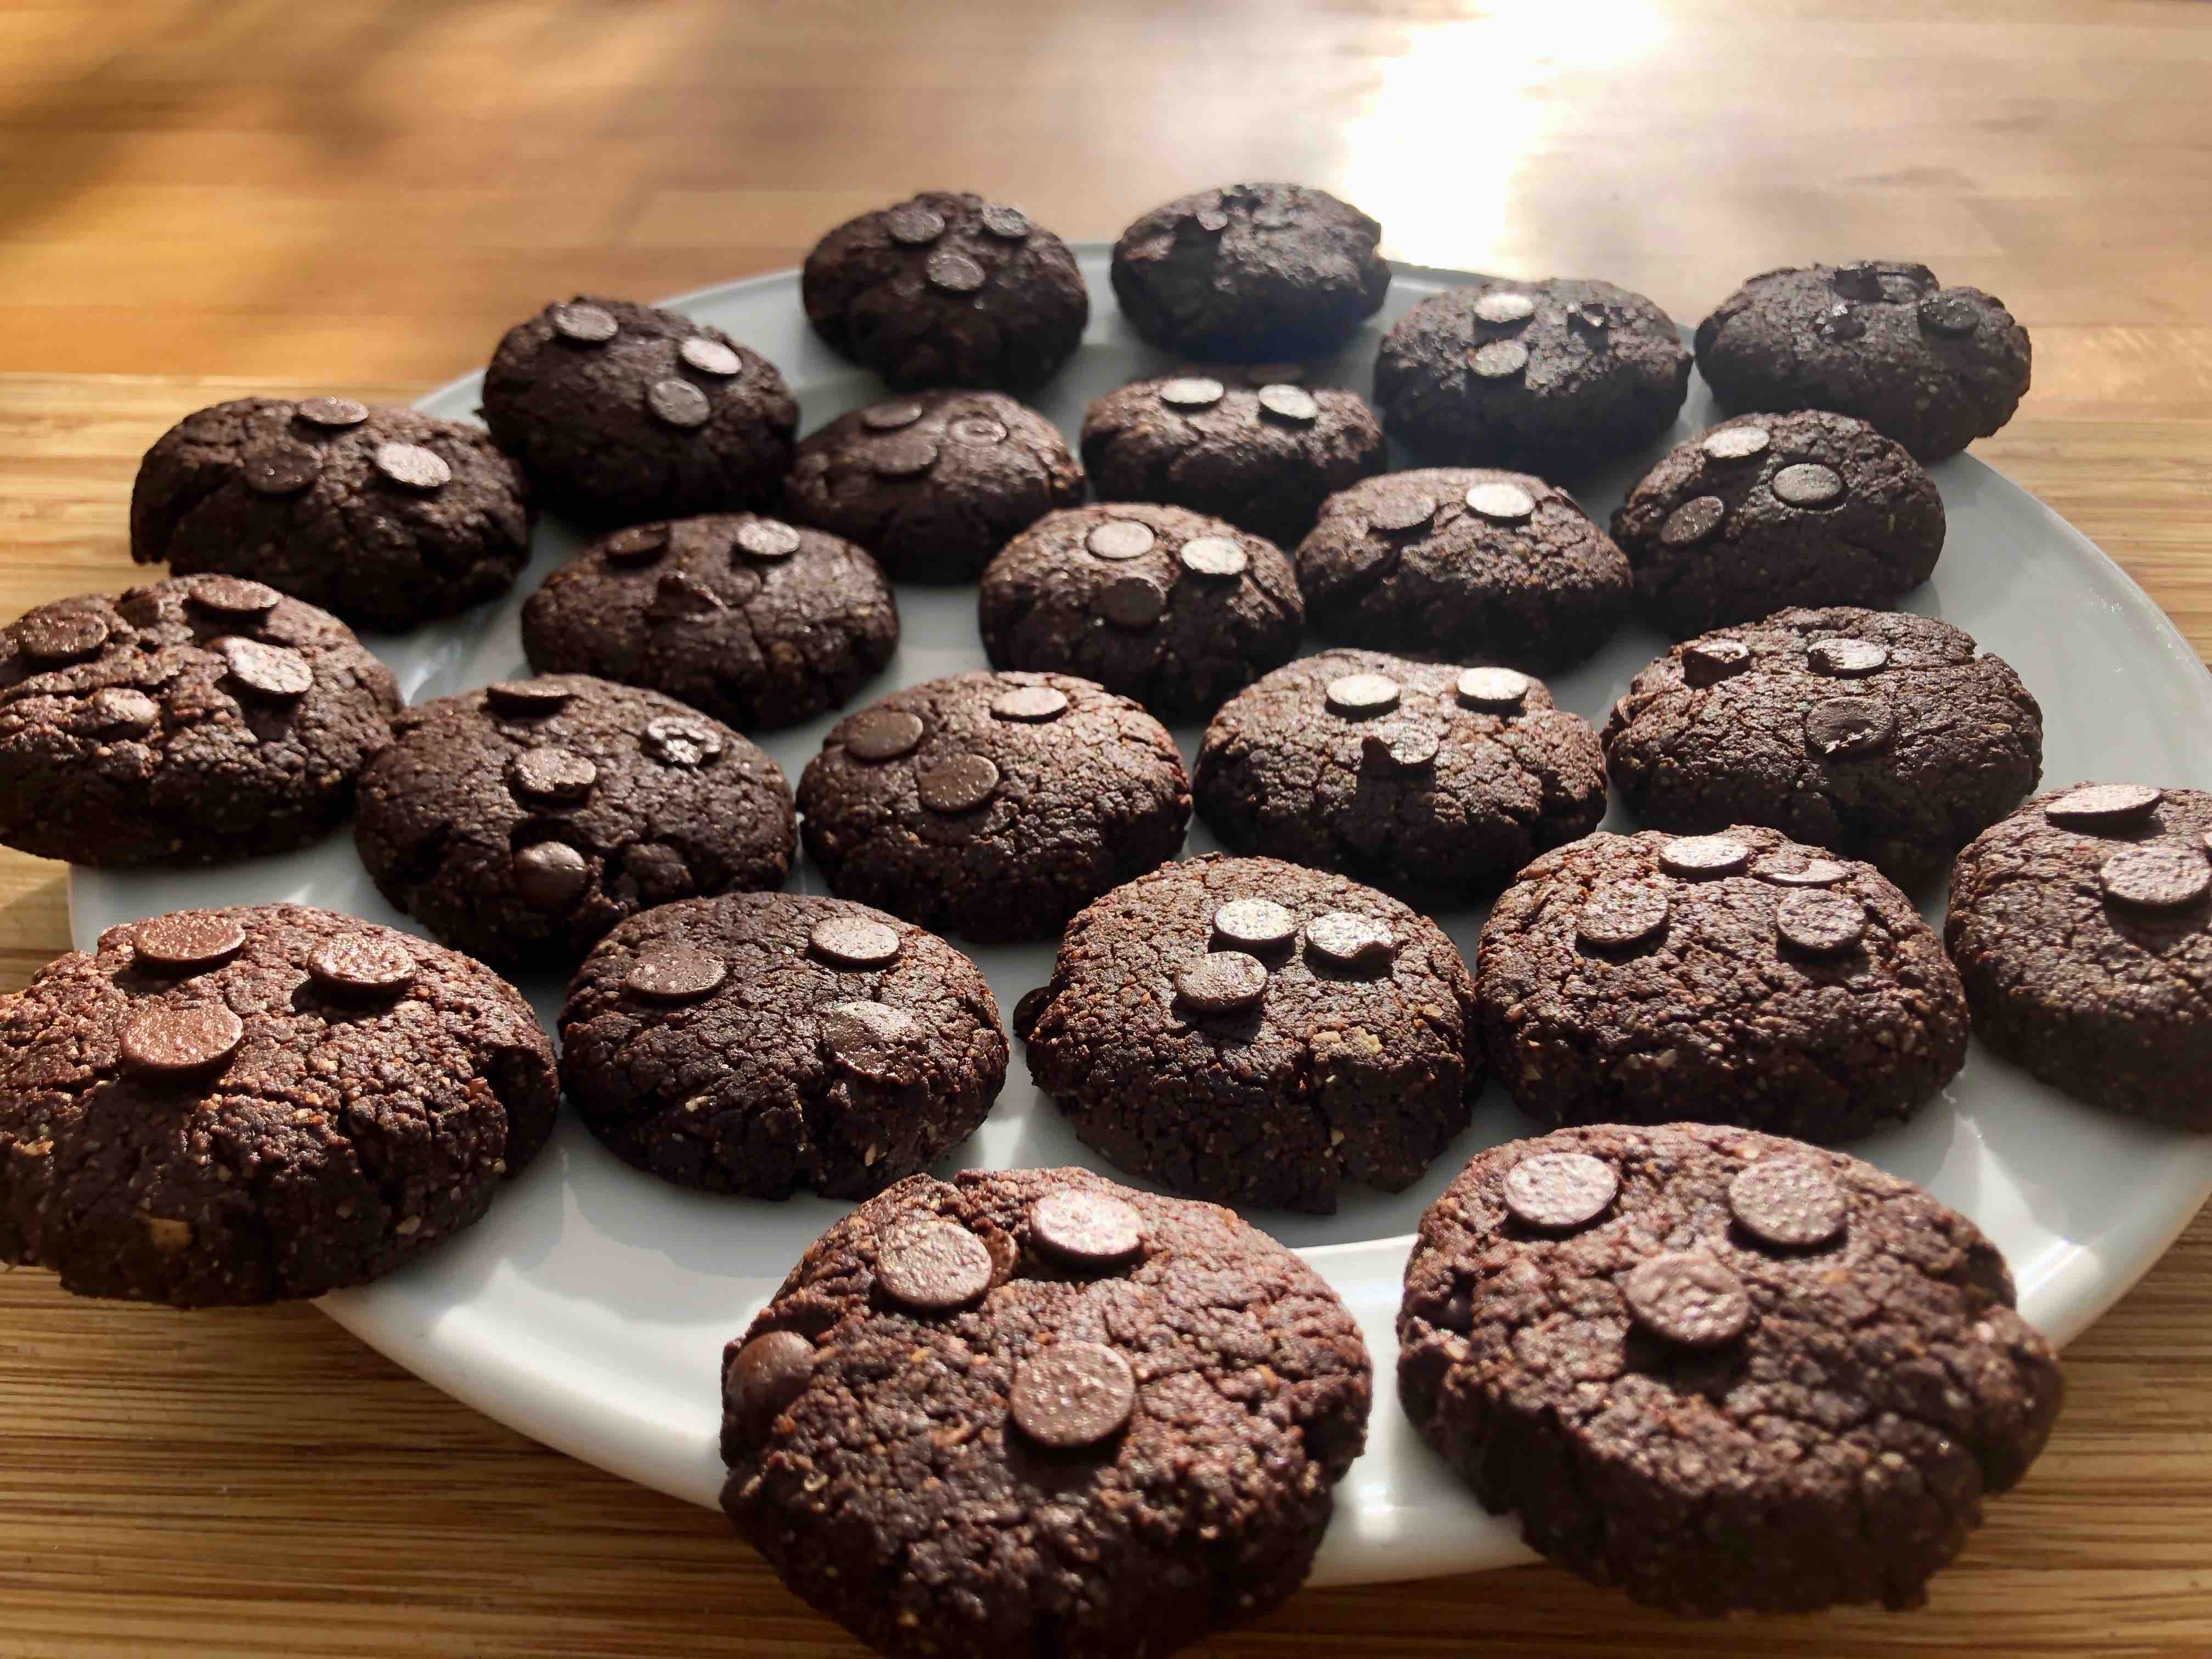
[4,2,2211,1653]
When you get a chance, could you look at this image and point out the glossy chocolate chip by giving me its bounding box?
[820,1000,921,1081]
[1472,290,1537,326]
[916,752,1000,814]
[603,524,669,565]
[118,1003,244,1081]
[1455,665,1530,712]
[1304,912,1397,972]
[1660,496,1726,549]
[1193,204,1230,233]
[810,915,902,969]
[1820,301,1867,342]
[1700,425,1770,463]
[1660,835,1753,878]
[1008,1342,1137,1451]
[2045,783,2163,831]
[1771,462,1847,510]
[1363,720,1441,771]
[1729,1158,1848,1249]
[216,636,313,700]
[1364,489,1437,534]
[733,520,802,561]
[649,569,726,618]
[1751,853,1852,887]
[1174,950,1268,1014]
[1775,888,1866,955]
[239,441,321,496]
[2100,843,2211,912]
[550,302,618,343]
[1681,637,1752,687]
[372,441,452,492]
[679,337,742,376]
[1829,262,1886,302]
[1211,898,1297,954]
[507,746,597,802]
[1576,882,1669,950]
[1468,339,1530,379]
[1159,376,1225,410]
[1029,1189,1144,1267]
[1325,672,1400,718]
[89,687,159,731]
[185,574,282,617]
[979,204,1031,239]
[1503,1152,1618,1232]
[646,378,712,429]
[307,931,417,998]
[1178,536,1248,579]
[484,679,573,716]
[1623,1250,1751,1347]
[13,610,109,665]
[294,395,369,428]
[948,416,1007,447]
[1807,637,1889,677]
[642,715,724,768]
[1465,481,1536,524]
[860,400,926,432]
[870,433,940,478]
[1568,303,1610,336]
[1805,696,1894,759]
[1085,519,1156,561]
[843,708,925,762]
[512,842,589,910]
[624,945,729,1002]
[729,1330,814,1438]
[885,204,947,245]
[1256,383,1319,424]
[133,911,246,973]
[874,1218,992,1312]
[1097,573,1166,629]
[925,249,986,293]
[991,685,1069,723]
[1918,292,1982,336]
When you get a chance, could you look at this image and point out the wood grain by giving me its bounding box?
[3,1,2212,1654]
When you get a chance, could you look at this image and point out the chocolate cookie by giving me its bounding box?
[1195,652,1607,899]
[480,296,797,524]
[1398,1122,2063,1614]
[1611,411,1946,636]
[1109,183,1390,359]
[519,513,897,731]
[802,192,1088,392]
[782,390,1084,583]
[977,504,1304,721]
[1022,854,1481,1212]
[1294,467,1632,669]
[721,1165,1371,1658]
[1373,278,1692,475]
[558,892,1006,1196]
[354,674,794,970]
[798,672,1190,944]
[128,396,532,635]
[1080,373,1386,550]
[0,902,558,1306]
[1695,262,2033,460]
[0,577,399,867]
[1604,607,2041,885]
[1946,786,2212,1128]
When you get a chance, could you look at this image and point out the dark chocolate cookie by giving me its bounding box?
[1695,261,2033,460]
[798,671,1190,944]
[1611,410,1946,636]
[1080,372,1386,550]
[1398,1122,2063,1614]
[1294,467,1632,670]
[0,902,558,1306]
[1108,183,1390,359]
[1946,785,2212,1128]
[1604,607,2041,885]
[481,296,797,524]
[128,396,532,634]
[0,577,399,867]
[1195,651,1607,899]
[558,892,1006,1196]
[802,191,1088,392]
[354,674,794,970]
[1475,826,1969,1139]
[720,1165,1371,1658]
[782,390,1084,583]
[977,504,1303,721]
[1373,278,1691,475]
[1023,854,1481,1212]
[519,512,896,731]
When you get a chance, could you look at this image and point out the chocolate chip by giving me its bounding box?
[1256,383,1319,424]
[624,944,729,1002]
[1211,898,1297,954]
[991,685,1069,723]
[603,524,669,565]
[885,204,947,245]
[1325,672,1400,718]
[733,520,802,561]
[118,1004,244,1081]
[1472,291,1537,326]
[1805,696,1894,759]
[1455,665,1530,712]
[1576,882,1671,950]
[1029,1189,1144,1267]
[507,746,598,802]
[646,378,712,429]
[1829,262,1885,302]
[512,842,588,910]
[1503,1152,1619,1232]
[809,915,901,969]
[820,1000,921,1081]
[1729,1159,1848,1249]
[1465,481,1536,524]
[1807,637,1888,677]
[1681,637,1752,687]
[13,610,109,665]
[1193,205,1230,233]
[916,753,1000,814]
[874,1217,992,1312]
[679,337,742,376]
[89,687,159,732]
[294,395,369,428]
[184,574,281,617]
[1820,301,1867,342]
[371,441,451,492]
[1568,303,1610,336]
[1175,950,1268,1013]
[642,714,724,768]
[1009,1342,1137,1452]
[2100,843,2211,912]
[870,434,940,478]
[1752,854,1852,887]
[1086,519,1156,561]
[1660,835,1753,878]
[948,416,1007,447]
[925,249,987,293]
[979,204,1031,239]
[1364,489,1437,534]
[729,1330,814,1438]
[1468,339,1530,379]
[843,708,925,762]
[1178,536,1248,579]
[2045,783,2163,831]
[480,681,573,722]
[1304,912,1397,972]
[860,400,926,431]
[133,911,246,973]
[1159,376,1225,410]
[1918,292,1982,337]
[1363,720,1441,771]
[1776,889,1866,955]
[1097,573,1166,629]
[307,931,417,999]
[1700,425,1770,463]
[550,302,618,343]
[1771,462,1847,510]
[239,441,320,496]
[1623,1250,1750,1347]
[1660,496,1726,549]
[649,569,726,619]
[215,636,313,700]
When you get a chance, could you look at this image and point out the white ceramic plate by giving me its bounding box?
[72,251,2212,1588]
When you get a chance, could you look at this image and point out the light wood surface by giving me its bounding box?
[3,2,2211,1654]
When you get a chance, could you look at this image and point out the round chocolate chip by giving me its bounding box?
[1468,339,1530,379]
[1751,854,1852,887]
[1455,665,1530,712]
[1623,1250,1751,1347]
[646,378,712,430]
[2100,843,2211,912]
[89,687,159,732]
[603,524,669,565]
[1660,496,1726,549]
[1829,262,1885,302]
[1576,882,1671,950]
[1776,888,1866,955]
[1325,672,1401,718]
[874,1218,992,1313]
[507,746,598,802]
[1159,376,1225,411]
[1009,1342,1137,1452]
[809,915,901,970]
[1807,637,1889,677]
[820,1000,921,1081]
[484,679,573,716]
[642,714,724,768]
[239,441,320,496]
[729,1330,814,1438]
[1805,696,1895,759]
[13,610,110,666]
[1175,951,1268,1014]
[991,685,1069,723]
[860,400,926,432]
[1820,301,1867,342]
[1681,637,1752,687]
[1660,835,1753,878]
[118,1004,244,1081]
[512,842,589,910]
[843,708,925,762]
[1029,1189,1144,1267]
[550,302,618,343]
[1464,481,1536,524]
[885,204,947,245]
[1700,425,1770,463]
[1365,488,1437,534]
[925,249,986,293]
[733,520,802,561]
[1771,462,1847,510]
[1193,204,1230,234]
[307,931,417,999]
[624,945,729,1002]
[1918,292,1982,337]
[870,433,940,478]
[1086,518,1156,561]
[215,636,313,700]
[1178,536,1248,580]
[1211,898,1297,954]
[1729,1158,1848,1250]
[184,574,281,618]
[1363,721,1441,771]
[1304,911,1397,972]
[947,416,1007,447]
[1256,383,1319,424]
[2045,783,2163,831]
[1473,290,1537,326]
[979,203,1031,240]
[1097,573,1166,629]
[916,753,1000,814]
[678,337,742,376]
[371,441,451,492]
[294,395,369,429]
[133,911,246,974]
[1503,1152,1619,1232]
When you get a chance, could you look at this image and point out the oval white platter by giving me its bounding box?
[71,250,2212,1588]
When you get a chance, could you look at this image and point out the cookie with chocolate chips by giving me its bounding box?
[1373,277,1692,475]
[1612,411,1947,636]
[481,296,797,524]
[782,390,1084,583]
[1109,183,1390,359]
[720,1165,1371,1658]
[1195,652,1607,898]
[802,191,1088,392]
[1604,607,2041,885]
[1475,826,1969,1139]
[354,674,794,970]
[1294,467,1633,669]
[1022,854,1481,1212]
[559,892,1006,1196]
[0,902,557,1306]
[128,396,532,634]
[977,504,1304,720]
[1946,786,2212,1128]
[798,671,1190,944]
[0,577,399,866]
[520,512,897,730]
[1695,261,2033,460]
[1398,1122,2063,1615]
[1080,373,1386,550]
